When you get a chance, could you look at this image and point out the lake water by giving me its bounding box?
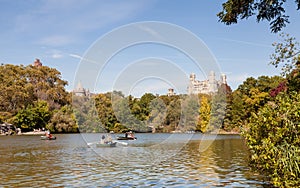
[0,133,267,187]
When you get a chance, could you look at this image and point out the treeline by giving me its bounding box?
[73,90,229,133]
[0,62,234,134]
[0,62,290,135]
[72,75,288,134]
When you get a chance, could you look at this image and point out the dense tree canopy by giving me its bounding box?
[218,0,300,33]
[0,63,72,132]
[0,64,69,121]
[15,100,51,131]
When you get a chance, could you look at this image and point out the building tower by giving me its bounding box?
[221,74,227,84]
[167,88,175,96]
[73,81,90,97]
[208,71,217,93]
[33,58,42,67]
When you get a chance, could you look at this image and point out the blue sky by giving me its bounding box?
[1,0,300,97]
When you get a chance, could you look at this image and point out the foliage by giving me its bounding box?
[197,95,211,133]
[179,95,199,132]
[269,81,287,97]
[113,97,147,132]
[147,97,167,132]
[0,63,69,124]
[0,64,35,121]
[271,33,300,92]
[241,34,300,187]
[162,95,181,132]
[209,85,228,131]
[128,95,144,121]
[47,105,78,133]
[94,93,118,131]
[270,33,300,76]
[217,0,300,33]
[14,100,51,131]
[243,92,300,187]
[73,95,105,133]
[138,93,157,120]
[26,65,69,109]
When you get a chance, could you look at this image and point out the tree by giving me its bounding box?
[237,76,283,119]
[218,0,300,33]
[270,33,300,91]
[94,93,118,131]
[209,86,227,131]
[223,90,246,130]
[14,100,51,131]
[128,95,144,121]
[138,93,156,120]
[113,97,148,132]
[27,65,69,109]
[47,105,78,133]
[73,95,105,133]
[271,33,300,75]
[147,97,167,132]
[179,95,199,132]
[163,95,181,132]
[0,64,35,121]
[197,95,211,133]
[0,63,69,123]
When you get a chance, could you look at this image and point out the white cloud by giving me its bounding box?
[45,49,64,59]
[69,53,83,59]
[51,53,63,59]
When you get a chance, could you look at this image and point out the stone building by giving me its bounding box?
[33,58,42,67]
[187,71,227,95]
[73,82,91,97]
[167,88,175,96]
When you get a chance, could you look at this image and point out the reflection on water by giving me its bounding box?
[0,134,267,187]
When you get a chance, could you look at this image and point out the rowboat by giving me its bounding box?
[117,131,137,140]
[116,136,136,140]
[96,142,117,147]
[41,135,56,140]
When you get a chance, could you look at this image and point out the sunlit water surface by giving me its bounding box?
[0,133,267,187]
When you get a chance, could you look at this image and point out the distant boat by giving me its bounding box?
[96,142,117,147]
[185,130,195,134]
[117,132,137,140]
[41,135,56,140]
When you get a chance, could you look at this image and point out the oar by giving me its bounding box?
[114,140,128,146]
[87,141,99,146]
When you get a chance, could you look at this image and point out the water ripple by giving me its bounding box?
[0,134,267,187]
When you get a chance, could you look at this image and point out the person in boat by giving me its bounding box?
[100,135,105,144]
[45,130,52,139]
[106,134,112,144]
[127,131,134,139]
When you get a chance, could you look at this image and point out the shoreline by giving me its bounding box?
[20,131,46,136]
[1,130,241,136]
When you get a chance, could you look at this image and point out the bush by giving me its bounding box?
[243,91,300,187]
